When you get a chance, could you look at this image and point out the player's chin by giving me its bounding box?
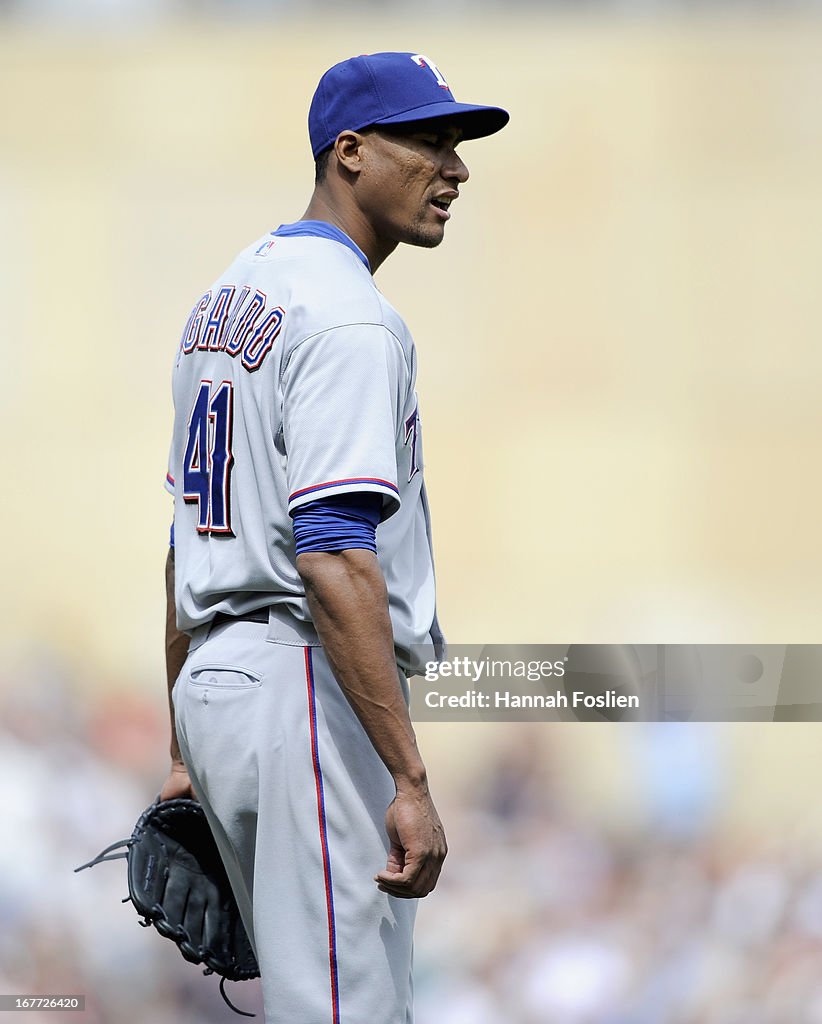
[404,223,446,249]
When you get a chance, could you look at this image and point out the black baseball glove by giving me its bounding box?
[75,798,260,1016]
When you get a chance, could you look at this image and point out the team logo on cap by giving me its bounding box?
[411,54,449,90]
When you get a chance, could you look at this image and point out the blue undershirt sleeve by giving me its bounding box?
[291,492,382,555]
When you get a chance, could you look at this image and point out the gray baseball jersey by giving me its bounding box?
[166,226,444,671]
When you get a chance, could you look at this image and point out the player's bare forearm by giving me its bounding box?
[297,548,425,785]
[297,548,447,897]
[161,547,195,801]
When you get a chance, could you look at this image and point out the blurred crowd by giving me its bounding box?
[415,733,822,1024]
[2,662,822,1023]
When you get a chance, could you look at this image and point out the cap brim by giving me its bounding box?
[373,101,509,141]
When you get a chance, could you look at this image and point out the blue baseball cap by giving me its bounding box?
[308,52,510,159]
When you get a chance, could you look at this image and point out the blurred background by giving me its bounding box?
[3,1,822,1020]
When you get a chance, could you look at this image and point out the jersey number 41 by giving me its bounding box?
[183,380,234,535]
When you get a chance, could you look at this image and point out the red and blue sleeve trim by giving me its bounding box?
[304,648,341,1023]
[289,477,399,503]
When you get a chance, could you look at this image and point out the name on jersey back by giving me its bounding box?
[179,285,285,373]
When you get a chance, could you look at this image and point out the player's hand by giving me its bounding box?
[374,787,447,899]
[159,760,197,802]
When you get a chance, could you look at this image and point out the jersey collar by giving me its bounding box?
[272,220,371,273]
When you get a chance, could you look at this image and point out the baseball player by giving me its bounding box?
[159,52,508,1023]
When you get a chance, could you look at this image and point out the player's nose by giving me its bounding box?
[443,147,469,184]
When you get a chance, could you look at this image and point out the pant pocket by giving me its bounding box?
[188,665,263,689]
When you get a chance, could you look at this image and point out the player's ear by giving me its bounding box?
[333,130,367,175]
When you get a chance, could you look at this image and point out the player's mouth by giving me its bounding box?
[430,192,458,221]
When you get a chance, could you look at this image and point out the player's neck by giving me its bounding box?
[301,193,398,274]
